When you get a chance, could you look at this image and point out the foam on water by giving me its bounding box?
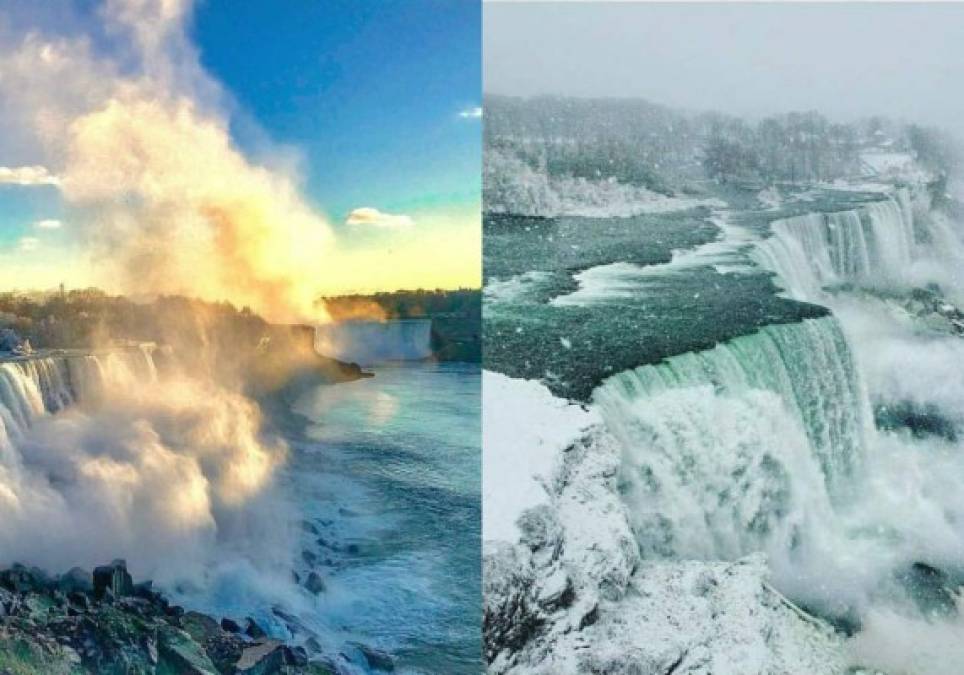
[598,185,964,672]
[552,214,755,307]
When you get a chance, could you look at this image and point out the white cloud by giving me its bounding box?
[459,106,483,119]
[0,165,61,186]
[34,219,63,229]
[18,237,40,252]
[345,207,415,229]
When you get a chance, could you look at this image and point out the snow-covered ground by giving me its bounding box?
[483,370,849,674]
[482,371,598,542]
[484,148,723,218]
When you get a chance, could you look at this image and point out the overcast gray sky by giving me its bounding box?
[484,2,964,136]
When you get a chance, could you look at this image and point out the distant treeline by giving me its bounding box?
[484,95,960,193]
[0,288,268,352]
[321,288,481,321]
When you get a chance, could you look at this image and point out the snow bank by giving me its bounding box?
[482,371,598,542]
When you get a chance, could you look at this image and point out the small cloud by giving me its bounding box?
[18,237,40,252]
[0,165,60,186]
[34,219,62,229]
[459,106,483,119]
[346,207,415,229]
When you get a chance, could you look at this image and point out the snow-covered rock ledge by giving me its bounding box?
[483,148,723,218]
[483,372,847,674]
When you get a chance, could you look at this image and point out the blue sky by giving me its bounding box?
[193,0,481,220]
[0,0,481,294]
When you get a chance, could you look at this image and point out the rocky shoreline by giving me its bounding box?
[0,560,339,675]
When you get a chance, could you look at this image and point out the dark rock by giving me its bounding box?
[181,610,222,644]
[93,560,133,600]
[243,617,267,639]
[203,632,245,673]
[345,544,360,555]
[305,572,326,595]
[301,521,320,535]
[578,602,599,630]
[236,639,286,674]
[353,643,395,672]
[899,561,959,616]
[0,564,40,593]
[283,645,309,667]
[57,567,93,594]
[220,617,241,633]
[165,604,185,619]
[132,580,156,601]
[302,550,318,565]
[67,591,89,612]
[157,626,220,675]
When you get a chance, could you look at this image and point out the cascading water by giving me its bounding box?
[753,187,954,302]
[315,318,434,364]
[593,183,964,672]
[0,348,158,449]
[597,316,867,562]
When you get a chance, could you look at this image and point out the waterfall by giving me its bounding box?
[596,316,870,561]
[315,319,434,365]
[754,189,922,301]
[0,347,159,448]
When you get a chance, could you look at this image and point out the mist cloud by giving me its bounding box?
[0,0,340,323]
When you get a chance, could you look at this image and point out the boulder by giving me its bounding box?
[220,617,241,633]
[352,643,395,672]
[236,639,286,675]
[58,567,94,594]
[93,560,133,600]
[157,627,220,675]
[243,617,267,639]
[181,610,221,644]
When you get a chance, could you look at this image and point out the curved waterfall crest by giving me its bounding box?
[0,347,159,448]
[594,316,870,560]
[752,187,946,300]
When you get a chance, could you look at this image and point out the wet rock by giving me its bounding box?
[898,561,959,616]
[236,639,286,674]
[67,591,89,612]
[158,626,220,675]
[204,632,245,673]
[284,645,309,667]
[132,580,157,600]
[305,571,326,595]
[182,610,222,644]
[93,560,133,600]
[353,643,395,672]
[220,617,241,633]
[243,617,267,639]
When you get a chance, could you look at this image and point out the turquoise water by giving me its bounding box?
[286,361,481,673]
